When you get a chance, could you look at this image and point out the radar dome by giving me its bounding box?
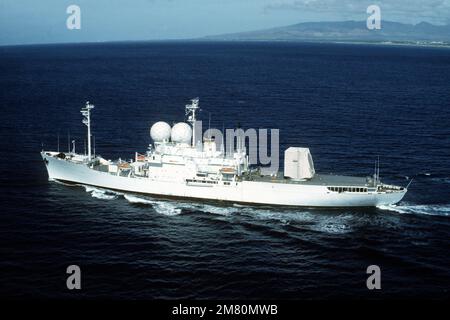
[171,122,192,144]
[150,121,171,142]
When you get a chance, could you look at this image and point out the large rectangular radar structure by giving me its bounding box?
[284,147,315,180]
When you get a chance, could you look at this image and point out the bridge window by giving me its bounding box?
[328,186,369,193]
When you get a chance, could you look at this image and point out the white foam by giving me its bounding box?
[123,194,181,216]
[83,185,118,200]
[92,190,117,200]
[123,194,153,205]
[83,186,96,193]
[236,206,317,225]
[376,204,407,214]
[199,202,354,234]
[313,222,351,234]
[197,204,236,216]
[153,201,182,216]
[377,204,450,217]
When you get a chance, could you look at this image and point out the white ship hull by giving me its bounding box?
[42,152,406,207]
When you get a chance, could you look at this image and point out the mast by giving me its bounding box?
[221,122,225,156]
[373,156,380,185]
[185,98,200,147]
[374,159,377,185]
[81,101,95,160]
[377,156,380,184]
[208,112,211,139]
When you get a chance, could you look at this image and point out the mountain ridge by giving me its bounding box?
[202,20,450,44]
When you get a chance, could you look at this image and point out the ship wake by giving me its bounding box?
[80,185,182,215]
[84,186,119,200]
[123,194,182,216]
[377,203,450,217]
[79,184,355,233]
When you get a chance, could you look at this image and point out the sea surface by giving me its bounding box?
[0,41,449,299]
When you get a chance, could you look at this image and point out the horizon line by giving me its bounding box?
[1,19,449,47]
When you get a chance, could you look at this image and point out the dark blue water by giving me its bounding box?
[0,42,449,299]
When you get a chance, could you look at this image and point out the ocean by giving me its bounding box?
[0,41,449,299]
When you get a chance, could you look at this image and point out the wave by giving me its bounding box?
[195,204,237,216]
[80,184,182,215]
[241,208,314,223]
[218,205,355,234]
[122,194,322,227]
[431,177,450,184]
[123,194,153,205]
[312,221,352,234]
[77,183,355,234]
[377,203,450,217]
[83,185,119,200]
[416,172,432,177]
[123,194,182,216]
[166,201,353,234]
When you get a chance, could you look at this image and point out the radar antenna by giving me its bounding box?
[373,156,381,185]
[377,155,380,184]
[185,98,200,147]
[81,101,94,160]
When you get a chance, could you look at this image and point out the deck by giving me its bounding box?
[245,174,371,187]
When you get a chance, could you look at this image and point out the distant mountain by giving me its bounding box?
[202,21,450,44]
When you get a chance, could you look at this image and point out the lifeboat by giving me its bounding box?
[220,167,236,174]
[136,153,146,162]
[118,162,131,169]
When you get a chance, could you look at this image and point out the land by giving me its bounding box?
[201,21,450,47]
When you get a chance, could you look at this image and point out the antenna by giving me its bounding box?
[208,112,211,139]
[377,155,380,184]
[81,101,95,161]
[221,122,225,156]
[72,140,76,154]
[406,178,413,189]
[373,155,380,185]
[228,131,232,158]
[237,122,242,153]
[93,135,96,158]
[185,98,200,147]
[373,159,377,185]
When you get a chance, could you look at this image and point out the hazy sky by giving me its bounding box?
[1,0,449,45]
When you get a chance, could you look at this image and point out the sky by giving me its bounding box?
[0,0,449,45]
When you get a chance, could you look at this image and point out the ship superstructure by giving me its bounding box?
[41,99,407,207]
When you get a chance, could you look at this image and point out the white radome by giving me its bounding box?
[150,121,171,142]
[171,122,192,144]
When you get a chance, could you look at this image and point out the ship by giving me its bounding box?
[41,99,407,207]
